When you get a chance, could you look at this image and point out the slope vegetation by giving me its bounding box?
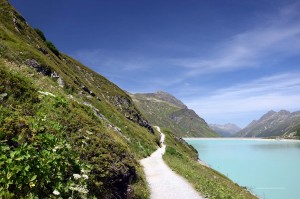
[162,128,257,199]
[0,1,159,198]
[130,91,218,137]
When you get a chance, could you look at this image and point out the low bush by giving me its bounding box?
[34,28,46,41]
[46,41,60,56]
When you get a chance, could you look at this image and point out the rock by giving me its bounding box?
[57,77,65,88]
[39,47,48,55]
[50,72,65,88]
[25,59,52,76]
[81,85,95,96]
[111,96,154,133]
[50,72,60,78]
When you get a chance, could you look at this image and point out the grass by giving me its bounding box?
[131,94,218,137]
[162,128,258,199]
[0,1,159,197]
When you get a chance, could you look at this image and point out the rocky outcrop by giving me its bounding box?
[25,59,52,76]
[111,96,154,133]
[25,59,65,87]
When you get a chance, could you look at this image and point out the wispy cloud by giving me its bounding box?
[69,2,300,127]
[172,2,300,76]
[71,49,153,72]
[184,73,300,127]
[71,2,300,88]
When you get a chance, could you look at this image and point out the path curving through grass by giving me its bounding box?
[140,126,203,199]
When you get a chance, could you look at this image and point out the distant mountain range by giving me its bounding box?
[235,110,300,138]
[209,123,241,137]
[130,91,219,137]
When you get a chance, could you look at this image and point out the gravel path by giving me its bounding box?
[141,126,203,199]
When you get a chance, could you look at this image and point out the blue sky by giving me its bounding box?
[10,0,300,127]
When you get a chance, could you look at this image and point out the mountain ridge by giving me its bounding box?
[209,123,241,137]
[130,91,218,137]
[235,110,300,138]
[0,1,260,198]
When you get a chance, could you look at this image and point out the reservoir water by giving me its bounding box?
[185,139,300,199]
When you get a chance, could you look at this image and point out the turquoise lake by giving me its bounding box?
[185,139,300,199]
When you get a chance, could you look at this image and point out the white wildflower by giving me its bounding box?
[52,145,63,152]
[73,173,81,180]
[65,143,71,149]
[69,185,89,194]
[38,91,56,97]
[82,174,89,180]
[53,189,60,195]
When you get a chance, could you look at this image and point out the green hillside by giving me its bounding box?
[0,1,262,198]
[130,92,218,137]
[0,1,160,197]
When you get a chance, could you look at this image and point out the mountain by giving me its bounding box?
[130,91,219,137]
[0,1,159,197]
[0,1,258,198]
[209,123,241,137]
[235,110,300,138]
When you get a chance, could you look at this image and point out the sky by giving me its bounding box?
[9,0,300,127]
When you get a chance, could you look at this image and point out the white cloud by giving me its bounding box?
[172,3,300,76]
[184,73,300,127]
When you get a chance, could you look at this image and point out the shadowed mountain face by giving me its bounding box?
[209,123,241,137]
[130,91,219,137]
[235,110,300,138]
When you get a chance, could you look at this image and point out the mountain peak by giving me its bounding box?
[152,91,187,108]
[209,123,241,137]
[236,109,300,138]
[130,91,218,137]
[278,110,290,114]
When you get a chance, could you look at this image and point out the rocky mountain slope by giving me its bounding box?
[0,1,160,197]
[0,1,260,198]
[235,110,300,138]
[209,123,241,137]
[130,91,218,137]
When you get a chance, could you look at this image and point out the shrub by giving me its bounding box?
[46,41,60,56]
[166,146,183,158]
[0,133,91,198]
[34,28,46,41]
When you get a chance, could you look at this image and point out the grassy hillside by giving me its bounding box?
[0,1,160,198]
[162,128,258,199]
[131,92,218,137]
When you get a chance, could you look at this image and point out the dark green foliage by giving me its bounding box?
[34,28,46,41]
[296,129,300,137]
[165,146,183,158]
[0,67,39,104]
[0,133,86,198]
[46,41,60,56]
